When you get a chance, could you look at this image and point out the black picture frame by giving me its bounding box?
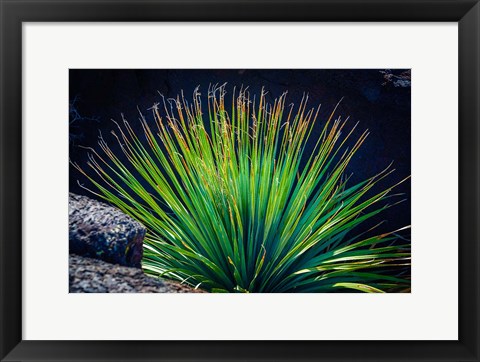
[1,0,478,361]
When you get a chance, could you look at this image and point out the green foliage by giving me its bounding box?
[74,85,410,293]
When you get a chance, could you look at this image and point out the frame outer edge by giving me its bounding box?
[459,2,480,360]
[1,0,480,361]
[0,0,23,361]
[0,0,477,21]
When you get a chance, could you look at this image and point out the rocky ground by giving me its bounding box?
[69,253,203,293]
[69,192,203,293]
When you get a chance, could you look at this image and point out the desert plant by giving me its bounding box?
[73,85,410,293]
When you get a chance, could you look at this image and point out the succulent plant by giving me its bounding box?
[73,85,410,293]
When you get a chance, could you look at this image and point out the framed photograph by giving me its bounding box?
[1,0,478,361]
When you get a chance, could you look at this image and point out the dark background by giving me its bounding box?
[69,69,411,236]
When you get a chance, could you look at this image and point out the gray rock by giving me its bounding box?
[69,254,204,293]
[69,193,145,267]
[380,69,411,88]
